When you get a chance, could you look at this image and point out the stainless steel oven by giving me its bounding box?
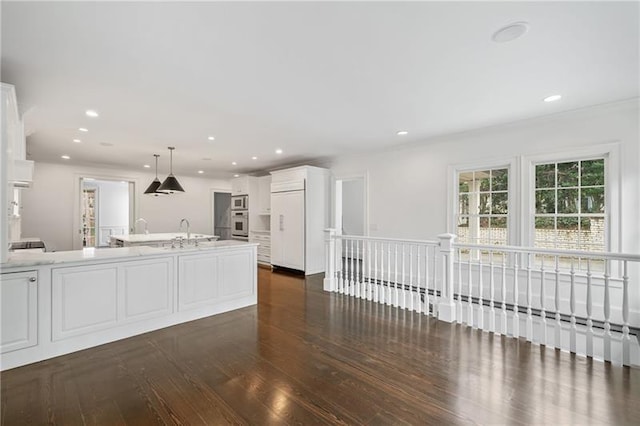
[231,210,248,237]
[231,195,248,210]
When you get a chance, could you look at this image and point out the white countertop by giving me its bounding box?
[1,240,257,269]
[110,233,218,243]
[250,230,270,234]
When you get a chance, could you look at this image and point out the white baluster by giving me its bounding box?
[374,241,379,303]
[409,244,414,312]
[478,252,484,331]
[622,261,630,366]
[416,245,422,314]
[570,260,577,355]
[526,253,533,342]
[339,238,345,294]
[351,239,356,296]
[540,256,547,346]
[387,242,391,305]
[401,244,406,309]
[356,239,362,298]
[394,243,399,307]
[489,251,495,334]
[367,240,372,301]
[603,259,611,362]
[501,252,507,335]
[586,259,593,358]
[554,256,561,349]
[425,246,431,316]
[468,253,474,327]
[457,248,463,324]
[513,253,520,338]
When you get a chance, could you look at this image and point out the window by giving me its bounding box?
[456,167,509,245]
[534,158,606,252]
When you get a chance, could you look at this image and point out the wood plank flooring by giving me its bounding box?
[2,268,639,425]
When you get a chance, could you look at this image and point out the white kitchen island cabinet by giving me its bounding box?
[0,270,38,354]
[0,240,257,371]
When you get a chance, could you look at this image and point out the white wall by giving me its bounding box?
[326,99,640,255]
[20,162,231,251]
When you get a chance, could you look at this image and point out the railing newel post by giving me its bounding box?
[323,228,337,292]
[437,233,457,323]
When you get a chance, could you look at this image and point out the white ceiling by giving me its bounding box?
[1,1,638,178]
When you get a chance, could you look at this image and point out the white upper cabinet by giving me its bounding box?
[1,83,34,187]
[231,176,249,195]
[257,175,271,214]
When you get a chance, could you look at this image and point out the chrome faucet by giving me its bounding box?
[134,218,148,234]
[179,218,191,243]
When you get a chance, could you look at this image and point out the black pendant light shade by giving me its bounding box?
[157,147,185,193]
[144,154,163,196]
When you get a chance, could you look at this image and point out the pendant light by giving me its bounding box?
[144,154,163,196]
[157,146,185,193]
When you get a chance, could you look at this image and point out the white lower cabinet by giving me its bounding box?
[52,258,173,341]
[178,249,254,311]
[1,271,38,353]
[178,252,219,311]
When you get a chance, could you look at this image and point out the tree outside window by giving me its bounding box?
[534,158,606,252]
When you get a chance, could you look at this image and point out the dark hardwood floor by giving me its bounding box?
[2,268,639,425]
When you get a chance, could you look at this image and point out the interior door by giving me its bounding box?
[271,190,305,270]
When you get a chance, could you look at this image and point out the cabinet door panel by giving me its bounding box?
[271,190,305,270]
[219,251,254,299]
[178,253,219,311]
[120,259,172,322]
[52,266,118,341]
[1,271,37,353]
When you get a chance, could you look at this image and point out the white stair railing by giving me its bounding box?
[324,229,640,366]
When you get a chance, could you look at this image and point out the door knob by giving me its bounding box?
[29,277,37,282]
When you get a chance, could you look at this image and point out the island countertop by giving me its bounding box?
[110,232,219,245]
[1,240,256,270]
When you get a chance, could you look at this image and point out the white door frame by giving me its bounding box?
[210,188,232,236]
[73,173,139,250]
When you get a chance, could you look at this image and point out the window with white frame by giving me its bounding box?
[534,158,606,252]
[456,167,509,245]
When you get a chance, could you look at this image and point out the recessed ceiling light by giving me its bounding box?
[143,164,151,168]
[73,139,81,143]
[232,161,237,165]
[197,170,204,174]
[61,155,70,160]
[397,130,408,136]
[234,174,239,178]
[100,142,113,147]
[543,94,562,103]
[78,127,88,132]
[275,148,283,155]
[252,156,258,160]
[492,22,529,43]
[85,110,99,118]
[207,136,215,141]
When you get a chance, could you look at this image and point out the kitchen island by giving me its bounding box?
[110,232,219,247]
[0,240,257,370]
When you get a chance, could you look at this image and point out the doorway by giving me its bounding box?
[335,177,367,236]
[75,178,135,249]
[212,190,232,240]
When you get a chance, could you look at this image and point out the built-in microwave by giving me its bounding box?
[232,195,248,210]
[231,210,249,237]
